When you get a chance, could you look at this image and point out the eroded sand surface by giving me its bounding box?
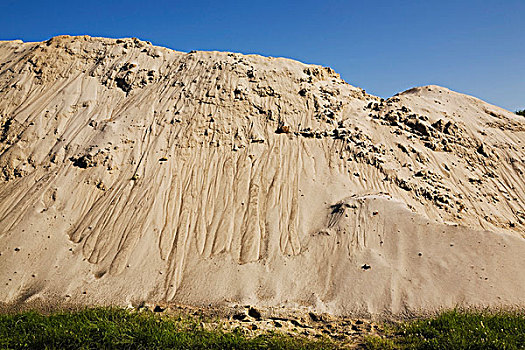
[0,36,524,316]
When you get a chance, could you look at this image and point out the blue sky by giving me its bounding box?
[1,0,523,111]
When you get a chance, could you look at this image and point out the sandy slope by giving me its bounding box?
[0,36,524,316]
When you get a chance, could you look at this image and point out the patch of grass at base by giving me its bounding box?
[366,309,525,349]
[0,307,336,349]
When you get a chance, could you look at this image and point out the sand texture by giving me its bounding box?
[0,36,524,317]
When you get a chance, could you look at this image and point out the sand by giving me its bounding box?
[0,35,524,317]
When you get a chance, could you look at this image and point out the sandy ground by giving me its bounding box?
[0,36,524,317]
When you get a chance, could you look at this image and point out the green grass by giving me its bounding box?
[3,307,525,349]
[0,307,336,349]
[366,309,525,350]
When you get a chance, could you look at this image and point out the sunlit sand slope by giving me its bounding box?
[0,36,524,316]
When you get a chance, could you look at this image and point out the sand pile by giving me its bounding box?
[0,36,524,316]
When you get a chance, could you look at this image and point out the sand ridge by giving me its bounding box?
[0,35,524,316]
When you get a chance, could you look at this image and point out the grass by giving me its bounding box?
[2,307,525,349]
[0,307,336,349]
[366,309,525,349]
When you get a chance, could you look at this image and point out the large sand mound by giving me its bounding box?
[1,36,524,316]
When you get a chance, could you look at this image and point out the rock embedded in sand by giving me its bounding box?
[248,307,262,320]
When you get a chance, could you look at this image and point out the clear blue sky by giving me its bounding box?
[1,0,523,111]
